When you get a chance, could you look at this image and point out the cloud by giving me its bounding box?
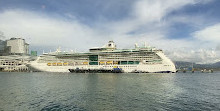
[168,48,220,64]
[0,9,102,51]
[0,31,5,39]
[133,0,195,23]
[0,0,218,63]
[193,23,220,43]
[0,8,194,51]
[105,0,213,42]
[216,44,220,51]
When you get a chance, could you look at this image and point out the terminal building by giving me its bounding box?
[0,56,30,72]
[0,40,8,55]
[0,38,32,72]
[6,38,29,55]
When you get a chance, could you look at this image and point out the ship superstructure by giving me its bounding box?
[28,41,176,73]
[27,48,74,72]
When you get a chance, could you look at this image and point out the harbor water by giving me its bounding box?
[0,72,220,111]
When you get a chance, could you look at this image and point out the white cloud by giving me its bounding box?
[167,48,220,64]
[0,10,102,51]
[0,0,218,63]
[193,23,220,43]
[102,0,198,36]
[133,0,195,23]
[132,0,213,24]
[105,0,213,41]
[0,31,6,39]
[216,44,220,51]
[0,9,193,51]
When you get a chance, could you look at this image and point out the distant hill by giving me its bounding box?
[174,61,220,71]
[212,62,220,67]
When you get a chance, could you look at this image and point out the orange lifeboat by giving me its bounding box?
[57,63,62,66]
[83,62,88,65]
[113,61,118,64]
[47,63,51,66]
[99,61,105,65]
[52,63,57,66]
[63,63,68,66]
[106,61,113,64]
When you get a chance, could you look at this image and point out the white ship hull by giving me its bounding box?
[28,52,176,73]
[28,63,175,73]
[28,61,73,73]
[27,41,176,73]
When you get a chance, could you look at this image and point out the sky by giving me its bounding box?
[0,0,220,64]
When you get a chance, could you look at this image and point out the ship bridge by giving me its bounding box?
[89,41,117,52]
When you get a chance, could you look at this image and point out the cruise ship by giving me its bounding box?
[28,41,176,73]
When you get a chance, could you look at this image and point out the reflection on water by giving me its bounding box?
[0,72,220,110]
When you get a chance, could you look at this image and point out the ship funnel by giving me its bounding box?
[106,41,116,49]
[90,41,117,52]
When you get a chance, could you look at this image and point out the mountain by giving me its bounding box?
[174,61,220,71]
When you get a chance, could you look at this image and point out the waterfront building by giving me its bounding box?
[6,38,29,55]
[0,55,31,72]
[0,38,32,72]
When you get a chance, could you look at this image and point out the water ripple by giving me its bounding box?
[0,72,220,110]
[40,103,86,111]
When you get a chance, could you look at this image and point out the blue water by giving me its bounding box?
[0,72,220,111]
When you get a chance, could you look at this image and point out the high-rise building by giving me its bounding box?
[6,38,29,55]
[0,40,6,53]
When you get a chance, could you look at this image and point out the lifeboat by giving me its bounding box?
[83,62,88,65]
[63,63,68,66]
[52,63,57,66]
[99,61,105,65]
[57,63,62,66]
[113,61,118,64]
[106,61,113,64]
[47,63,51,66]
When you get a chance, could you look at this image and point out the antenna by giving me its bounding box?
[56,46,61,52]
[135,43,139,48]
